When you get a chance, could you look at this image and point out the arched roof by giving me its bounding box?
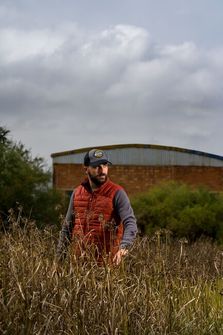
[51,144,223,167]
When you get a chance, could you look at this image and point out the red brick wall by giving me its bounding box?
[53,163,223,195]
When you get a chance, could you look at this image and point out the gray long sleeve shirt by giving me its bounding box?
[57,188,137,258]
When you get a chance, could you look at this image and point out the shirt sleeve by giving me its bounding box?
[56,191,75,260]
[113,189,138,249]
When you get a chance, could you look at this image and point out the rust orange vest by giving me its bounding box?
[72,179,123,261]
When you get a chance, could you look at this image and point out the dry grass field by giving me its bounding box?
[0,221,223,334]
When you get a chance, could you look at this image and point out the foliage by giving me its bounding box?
[0,225,223,334]
[131,182,223,242]
[0,126,65,227]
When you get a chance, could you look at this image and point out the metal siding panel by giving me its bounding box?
[52,147,223,167]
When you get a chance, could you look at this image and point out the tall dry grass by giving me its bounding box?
[0,220,223,334]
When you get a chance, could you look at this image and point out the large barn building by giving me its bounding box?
[51,144,223,196]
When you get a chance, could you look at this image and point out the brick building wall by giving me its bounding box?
[53,163,223,195]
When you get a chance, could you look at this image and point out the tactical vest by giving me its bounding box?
[72,179,123,262]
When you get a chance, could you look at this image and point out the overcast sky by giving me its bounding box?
[1,0,223,167]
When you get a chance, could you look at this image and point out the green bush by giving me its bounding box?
[131,182,223,242]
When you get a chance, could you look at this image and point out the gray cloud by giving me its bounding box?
[0,21,223,166]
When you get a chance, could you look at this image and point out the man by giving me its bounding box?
[57,148,137,265]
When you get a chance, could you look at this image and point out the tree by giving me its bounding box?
[0,126,65,227]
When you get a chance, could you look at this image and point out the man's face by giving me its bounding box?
[85,163,109,186]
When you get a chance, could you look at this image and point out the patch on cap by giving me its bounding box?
[94,150,104,158]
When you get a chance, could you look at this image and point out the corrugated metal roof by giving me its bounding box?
[51,144,223,167]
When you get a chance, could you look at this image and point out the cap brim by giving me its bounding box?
[90,159,112,167]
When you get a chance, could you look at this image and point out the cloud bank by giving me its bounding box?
[0,23,223,165]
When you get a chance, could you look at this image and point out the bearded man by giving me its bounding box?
[57,148,137,265]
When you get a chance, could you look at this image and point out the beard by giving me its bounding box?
[88,172,108,187]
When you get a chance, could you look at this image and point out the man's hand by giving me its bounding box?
[113,248,128,265]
